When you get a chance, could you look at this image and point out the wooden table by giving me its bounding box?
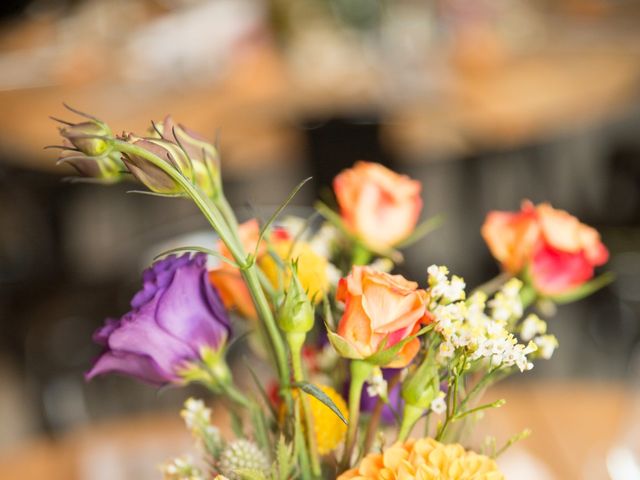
[1,8,640,175]
[0,380,634,480]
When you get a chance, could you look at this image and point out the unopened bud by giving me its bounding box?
[401,359,439,409]
[152,116,221,198]
[60,120,112,157]
[278,267,315,335]
[122,136,193,194]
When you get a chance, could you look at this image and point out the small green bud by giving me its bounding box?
[277,268,314,334]
[401,359,439,409]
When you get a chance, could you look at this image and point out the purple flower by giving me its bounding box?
[87,253,230,386]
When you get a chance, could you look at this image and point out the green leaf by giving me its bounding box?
[243,357,278,421]
[236,468,268,480]
[251,406,271,455]
[315,201,403,262]
[253,177,312,259]
[395,214,444,248]
[275,436,294,480]
[292,381,348,425]
[153,245,239,268]
[126,189,185,198]
[231,410,245,438]
[366,325,433,366]
[314,201,349,235]
[548,271,615,304]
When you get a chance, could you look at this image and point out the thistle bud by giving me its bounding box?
[152,116,221,198]
[401,359,439,410]
[277,267,315,335]
[121,136,193,194]
[218,439,270,480]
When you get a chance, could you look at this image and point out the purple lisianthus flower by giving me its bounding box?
[86,253,230,386]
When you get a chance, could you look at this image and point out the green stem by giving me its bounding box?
[287,332,321,478]
[397,403,424,442]
[340,360,373,470]
[471,272,512,297]
[352,242,372,266]
[115,141,292,399]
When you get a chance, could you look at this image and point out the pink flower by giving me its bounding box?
[482,201,609,295]
[333,162,422,250]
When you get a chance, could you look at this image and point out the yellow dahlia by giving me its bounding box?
[294,384,348,455]
[259,239,329,302]
[338,437,504,480]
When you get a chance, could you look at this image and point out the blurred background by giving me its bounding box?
[1,0,640,478]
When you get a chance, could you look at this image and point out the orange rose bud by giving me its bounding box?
[333,161,422,250]
[482,200,609,295]
[334,266,429,368]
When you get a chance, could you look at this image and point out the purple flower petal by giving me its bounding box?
[155,259,229,350]
[86,350,174,385]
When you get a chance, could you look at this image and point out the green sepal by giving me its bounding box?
[395,214,444,248]
[236,468,268,480]
[365,325,433,366]
[326,328,362,360]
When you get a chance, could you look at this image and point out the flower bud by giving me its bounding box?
[54,112,125,183]
[277,267,315,335]
[152,116,221,198]
[60,120,112,157]
[122,136,194,194]
[57,149,123,182]
[401,359,439,409]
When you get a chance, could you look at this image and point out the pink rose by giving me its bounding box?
[482,201,608,295]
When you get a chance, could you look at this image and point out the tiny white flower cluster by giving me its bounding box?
[160,455,204,480]
[181,398,222,453]
[366,368,388,398]
[428,265,466,304]
[430,392,447,415]
[534,334,559,360]
[181,398,211,433]
[429,270,540,373]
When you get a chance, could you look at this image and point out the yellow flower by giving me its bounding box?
[259,239,329,303]
[288,384,348,455]
[338,437,504,480]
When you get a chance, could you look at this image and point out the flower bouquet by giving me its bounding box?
[53,105,611,479]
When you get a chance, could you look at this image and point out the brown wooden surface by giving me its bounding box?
[1,14,640,174]
[0,380,634,480]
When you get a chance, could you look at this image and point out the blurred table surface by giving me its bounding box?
[1,8,640,174]
[0,380,635,480]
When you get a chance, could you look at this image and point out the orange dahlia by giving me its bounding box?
[338,438,504,480]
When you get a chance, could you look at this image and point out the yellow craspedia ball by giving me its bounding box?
[297,384,348,455]
[338,437,504,480]
[259,239,328,303]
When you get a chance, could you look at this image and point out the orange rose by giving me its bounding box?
[335,266,430,368]
[482,201,609,295]
[333,161,422,250]
[209,219,290,319]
